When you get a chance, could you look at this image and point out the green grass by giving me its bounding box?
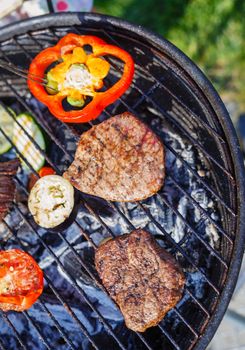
[94,0,245,109]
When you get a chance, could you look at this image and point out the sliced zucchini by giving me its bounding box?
[28,175,74,228]
[12,113,46,171]
[0,104,15,154]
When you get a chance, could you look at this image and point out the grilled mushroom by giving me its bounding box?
[28,175,74,229]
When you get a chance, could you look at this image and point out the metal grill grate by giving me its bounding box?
[0,13,244,350]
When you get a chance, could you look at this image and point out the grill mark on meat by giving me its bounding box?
[110,117,163,191]
[87,123,131,196]
[88,131,117,193]
[0,159,20,221]
[95,229,185,332]
[64,112,165,201]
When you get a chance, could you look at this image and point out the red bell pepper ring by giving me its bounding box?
[28,33,135,123]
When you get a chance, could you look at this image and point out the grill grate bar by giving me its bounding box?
[11,36,34,60]
[158,323,181,350]
[22,311,52,350]
[138,203,220,294]
[47,28,60,40]
[0,337,7,350]
[41,278,99,350]
[39,276,99,350]
[31,302,76,350]
[82,200,116,238]
[108,202,135,231]
[101,28,226,144]
[149,70,225,142]
[162,141,235,216]
[166,172,233,242]
[155,193,228,266]
[173,309,198,338]
[0,311,27,350]
[185,289,210,318]
[1,221,100,350]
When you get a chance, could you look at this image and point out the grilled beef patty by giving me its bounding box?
[0,159,20,220]
[63,112,165,201]
[95,229,185,332]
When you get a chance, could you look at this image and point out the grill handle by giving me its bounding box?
[46,0,55,13]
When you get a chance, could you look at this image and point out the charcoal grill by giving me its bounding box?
[0,12,244,350]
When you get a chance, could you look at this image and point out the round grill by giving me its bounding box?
[0,12,244,350]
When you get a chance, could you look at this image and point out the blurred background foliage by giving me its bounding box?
[95,0,245,112]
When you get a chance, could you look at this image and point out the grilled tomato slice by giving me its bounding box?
[0,249,43,311]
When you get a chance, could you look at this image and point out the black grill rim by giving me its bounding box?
[0,11,244,350]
